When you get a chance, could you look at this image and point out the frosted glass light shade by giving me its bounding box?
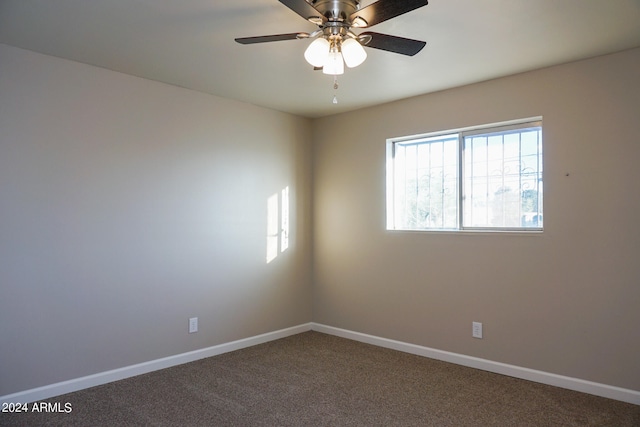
[341,38,367,68]
[304,38,330,67]
[322,50,344,75]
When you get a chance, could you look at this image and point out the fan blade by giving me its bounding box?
[235,33,308,44]
[278,0,327,24]
[360,32,426,56]
[350,0,428,28]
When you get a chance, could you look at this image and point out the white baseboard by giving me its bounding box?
[311,323,640,406]
[0,323,312,406]
[4,322,638,407]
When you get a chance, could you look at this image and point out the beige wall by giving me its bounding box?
[0,44,313,396]
[312,48,640,391]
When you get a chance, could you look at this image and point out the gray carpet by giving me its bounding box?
[1,331,639,426]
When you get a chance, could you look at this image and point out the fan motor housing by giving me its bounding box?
[311,0,359,22]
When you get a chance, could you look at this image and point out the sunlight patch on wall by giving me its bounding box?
[266,186,290,264]
[281,186,289,253]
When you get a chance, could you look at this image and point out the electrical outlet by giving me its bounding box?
[189,317,198,333]
[472,321,483,339]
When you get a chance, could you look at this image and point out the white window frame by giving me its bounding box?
[386,118,543,232]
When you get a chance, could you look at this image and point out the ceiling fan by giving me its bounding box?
[235,0,429,76]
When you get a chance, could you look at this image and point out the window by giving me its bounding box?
[387,119,543,231]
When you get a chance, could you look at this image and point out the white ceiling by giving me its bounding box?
[1,0,640,118]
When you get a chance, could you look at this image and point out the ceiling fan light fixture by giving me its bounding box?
[236,0,429,80]
[304,37,330,67]
[341,38,367,68]
[322,50,344,75]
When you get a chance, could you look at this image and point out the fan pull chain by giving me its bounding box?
[332,76,339,104]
